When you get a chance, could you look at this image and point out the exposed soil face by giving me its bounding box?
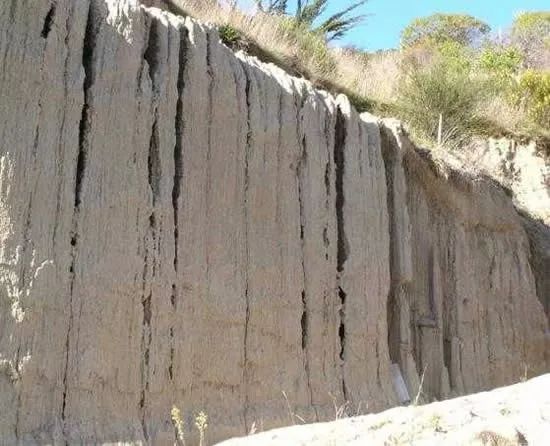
[0,1,548,444]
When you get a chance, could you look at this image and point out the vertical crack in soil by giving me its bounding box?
[334,106,348,402]
[62,3,97,439]
[41,3,56,39]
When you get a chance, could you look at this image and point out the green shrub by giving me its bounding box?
[219,23,244,48]
[514,70,550,126]
[436,40,473,73]
[479,45,523,77]
[396,58,487,147]
[479,45,523,91]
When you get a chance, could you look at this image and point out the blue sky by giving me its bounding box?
[238,0,549,51]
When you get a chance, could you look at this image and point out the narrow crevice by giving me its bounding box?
[74,4,97,209]
[18,196,34,293]
[14,347,22,440]
[172,26,187,273]
[140,287,153,442]
[41,4,56,39]
[338,286,348,401]
[334,107,348,273]
[334,106,348,403]
[168,328,174,381]
[323,160,331,262]
[295,94,314,411]
[442,245,454,387]
[52,0,76,248]
[148,120,161,205]
[144,19,161,92]
[338,287,347,361]
[443,236,458,389]
[203,32,214,374]
[242,68,253,432]
[427,249,438,323]
[169,283,177,382]
[380,125,401,368]
[145,18,162,204]
[167,24,188,391]
[323,227,329,261]
[300,291,308,350]
[62,3,97,437]
[324,161,331,199]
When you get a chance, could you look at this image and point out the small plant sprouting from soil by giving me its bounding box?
[195,411,209,446]
[171,405,186,446]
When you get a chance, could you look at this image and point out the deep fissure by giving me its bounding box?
[296,96,313,409]
[139,17,163,437]
[334,107,348,273]
[62,2,97,435]
[380,126,401,368]
[242,66,253,431]
[145,19,162,204]
[172,25,188,273]
[139,287,153,442]
[300,291,307,350]
[41,4,56,39]
[334,106,348,401]
[166,24,189,389]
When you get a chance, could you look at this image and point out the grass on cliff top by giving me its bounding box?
[166,0,398,112]
[165,0,549,150]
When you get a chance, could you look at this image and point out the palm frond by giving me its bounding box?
[317,0,368,40]
[254,0,288,12]
[298,0,328,25]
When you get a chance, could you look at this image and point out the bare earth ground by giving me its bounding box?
[218,374,550,445]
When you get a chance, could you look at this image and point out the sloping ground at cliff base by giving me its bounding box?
[219,374,550,446]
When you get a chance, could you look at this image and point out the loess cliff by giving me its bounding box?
[0,1,548,444]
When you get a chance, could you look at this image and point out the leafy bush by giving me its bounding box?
[514,70,550,127]
[479,45,523,91]
[401,13,490,48]
[436,40,474,73]
[219,24,244,48]
[397,58,487,147]
[479,45,523,76]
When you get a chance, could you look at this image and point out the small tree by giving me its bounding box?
[511,12,550,69]
[401,13,490,48]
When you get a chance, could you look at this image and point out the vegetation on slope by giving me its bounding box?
[167,1,550,149]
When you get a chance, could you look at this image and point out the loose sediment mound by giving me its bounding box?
[0,1,548,444]
[218,374,550,446]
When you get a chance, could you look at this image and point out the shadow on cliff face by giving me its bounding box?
[519,211,550,321]
[380,121,550,406]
